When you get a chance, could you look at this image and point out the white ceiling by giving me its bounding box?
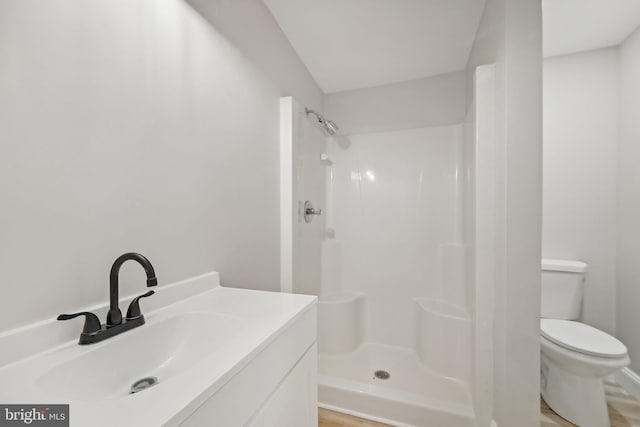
[543,0,640,57]
[264,0,486,94]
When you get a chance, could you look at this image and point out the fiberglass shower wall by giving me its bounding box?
[319,124,471,380]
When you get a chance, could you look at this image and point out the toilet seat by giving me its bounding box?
[540,319,627,359]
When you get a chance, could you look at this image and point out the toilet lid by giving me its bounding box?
[541,319,627,358]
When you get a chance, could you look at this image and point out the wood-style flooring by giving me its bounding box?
[319,382,640,427]
[542,381,640,427]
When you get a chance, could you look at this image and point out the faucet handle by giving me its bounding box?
[126,290,155,321]
[57,312,102,334]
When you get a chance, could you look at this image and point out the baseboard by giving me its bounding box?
[615,367,640,399]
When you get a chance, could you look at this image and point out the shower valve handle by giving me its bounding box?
[306,207,322,215]
[304,200,322,223]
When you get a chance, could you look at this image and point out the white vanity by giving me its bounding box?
[0,273,317,426]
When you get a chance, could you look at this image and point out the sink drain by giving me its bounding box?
[374,370,390,380]
[130,376,159,394]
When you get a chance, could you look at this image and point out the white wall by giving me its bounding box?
[617,26,640,374]
[186,0,322,109]
[543,48,618,334]
[465,0,542,426]
[324,71,467,135]
[0,0,322,333]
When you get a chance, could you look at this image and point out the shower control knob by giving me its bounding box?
[308,207,322,215]
[304,200,322,223]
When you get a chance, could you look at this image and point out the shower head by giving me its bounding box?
[323,119,339,136]
[305,108,339,136]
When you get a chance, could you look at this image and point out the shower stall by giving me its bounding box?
[280,65,497,427]
[318,124,473,426]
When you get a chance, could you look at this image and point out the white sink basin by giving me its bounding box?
[0,272,317,427]
[36,311,246,400]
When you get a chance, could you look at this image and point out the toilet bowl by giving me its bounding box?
[540,319,629,427]
[540,259,629,427]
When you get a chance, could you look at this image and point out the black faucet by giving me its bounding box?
[107,252,157,327]
[57,252,158,345]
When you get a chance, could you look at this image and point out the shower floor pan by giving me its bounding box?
[318,342,475,427]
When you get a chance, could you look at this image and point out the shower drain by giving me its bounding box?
[374,370,390,380]
[129,376,159,394]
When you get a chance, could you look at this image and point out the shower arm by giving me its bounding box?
[305,108,324,123]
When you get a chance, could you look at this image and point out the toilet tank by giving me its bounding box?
[541,259,587,320]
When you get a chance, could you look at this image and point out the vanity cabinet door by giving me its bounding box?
[247,343,318,427]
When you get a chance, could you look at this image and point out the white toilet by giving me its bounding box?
[540,259,629,427]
